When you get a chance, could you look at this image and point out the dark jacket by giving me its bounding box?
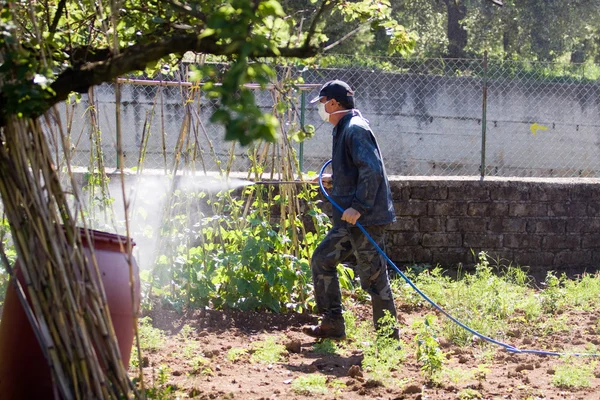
[330,110,396,227]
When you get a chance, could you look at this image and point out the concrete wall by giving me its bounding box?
[385,176,600,279]
[55,69,600,177]
[303,70,600,177]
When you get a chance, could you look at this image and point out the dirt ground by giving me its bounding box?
[135,301,600,400]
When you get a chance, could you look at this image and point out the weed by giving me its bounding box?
[342,308,372,342]
[441,367,472,385]
[313,339,339,354]
[361,312,407,382]
[457,388,483,399]
[473,347,496,364]
[181,342,199,359]
[130,317,166,369]
[227,347,248,362]
[188,355,212,376]
[561,272,600,310]
[146,365,174,400]
[537,314,569,336]
[250,336,286,364]
[551,356,597,388]
[178,324,195,340]
[540,272,564,314]
[291,374,329,395]
[473,364,490,386]
[137,317,166,351]
[413,315,445,382]
[402,253,538,346]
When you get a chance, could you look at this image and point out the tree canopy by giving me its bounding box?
[390,0,600,61]
[0,0,415,144]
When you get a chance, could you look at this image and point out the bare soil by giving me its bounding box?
[134,300,600,400]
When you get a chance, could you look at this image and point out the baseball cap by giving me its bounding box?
[309,80,355,108]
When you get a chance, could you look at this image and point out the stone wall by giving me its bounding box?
[78,171,600,279]
[384,177,600,279]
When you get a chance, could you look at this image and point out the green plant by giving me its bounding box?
[560,272,600,310]
[413,315,445,382]
[227,347,248,362]
[291,374,329,395]
[551,357,597,388]
[188,355,211,375]
[130,317,166,369]
[250,336,286,364]
[415,253,535,346]
[137,317,166,351]
[540,272,564,314]
[313,339,339,355]
[182,342,199,359]
[151,181,331,313]
[0,215,14,308]
[337,264,356,291]
[537,314,570,336]
[361,312,407,381]
[178,324,195,340]
[441,367,473,385]
[146,365,175,400]
[457,388,483,400]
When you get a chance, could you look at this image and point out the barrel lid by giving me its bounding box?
[73,227,137,247]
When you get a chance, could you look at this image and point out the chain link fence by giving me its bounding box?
[50,56,600,178]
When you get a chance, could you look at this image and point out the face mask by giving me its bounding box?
[318,100,352,122]
[317,101,330,122]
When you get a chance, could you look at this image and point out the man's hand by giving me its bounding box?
[311,174,333,189]
[341,207,361,225]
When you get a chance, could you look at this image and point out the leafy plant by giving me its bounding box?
[227,348,248,363]
[250,337,286,364]
[178,324,195,341]
[137,317,166,351]
[361,312,407,381]
[130,317,166,369]
[551,357,597,388]
[413,315,445,382]
[313,339,339,355]
[145,365,175,400]
[540,271,564,314]
[457,388,483,400]
[291,374,329,395]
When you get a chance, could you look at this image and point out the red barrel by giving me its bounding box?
[0,228,140,399]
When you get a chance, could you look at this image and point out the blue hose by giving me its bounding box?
[319,159,598,357]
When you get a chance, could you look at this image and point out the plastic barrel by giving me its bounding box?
[0,228,140,399]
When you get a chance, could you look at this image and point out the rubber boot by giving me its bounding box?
[302,314,346,340]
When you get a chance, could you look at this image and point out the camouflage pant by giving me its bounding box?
[311,224,397,329]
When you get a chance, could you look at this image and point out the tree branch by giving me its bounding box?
[49,0,67,36]
[323,20,373,52]
[304,0,337,49]
[0,33,319,128]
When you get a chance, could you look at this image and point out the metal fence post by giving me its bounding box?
[115,81,122,170]
[299,90,305,172]
[299,68,306,172]
[480,52,488,179]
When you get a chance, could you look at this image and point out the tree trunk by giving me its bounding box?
[444,0,468,58]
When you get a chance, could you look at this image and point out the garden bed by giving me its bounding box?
[132,268,600,399]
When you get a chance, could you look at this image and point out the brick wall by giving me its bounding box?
[385,177,600,279]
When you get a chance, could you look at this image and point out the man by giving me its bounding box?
[303,80,399,340]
